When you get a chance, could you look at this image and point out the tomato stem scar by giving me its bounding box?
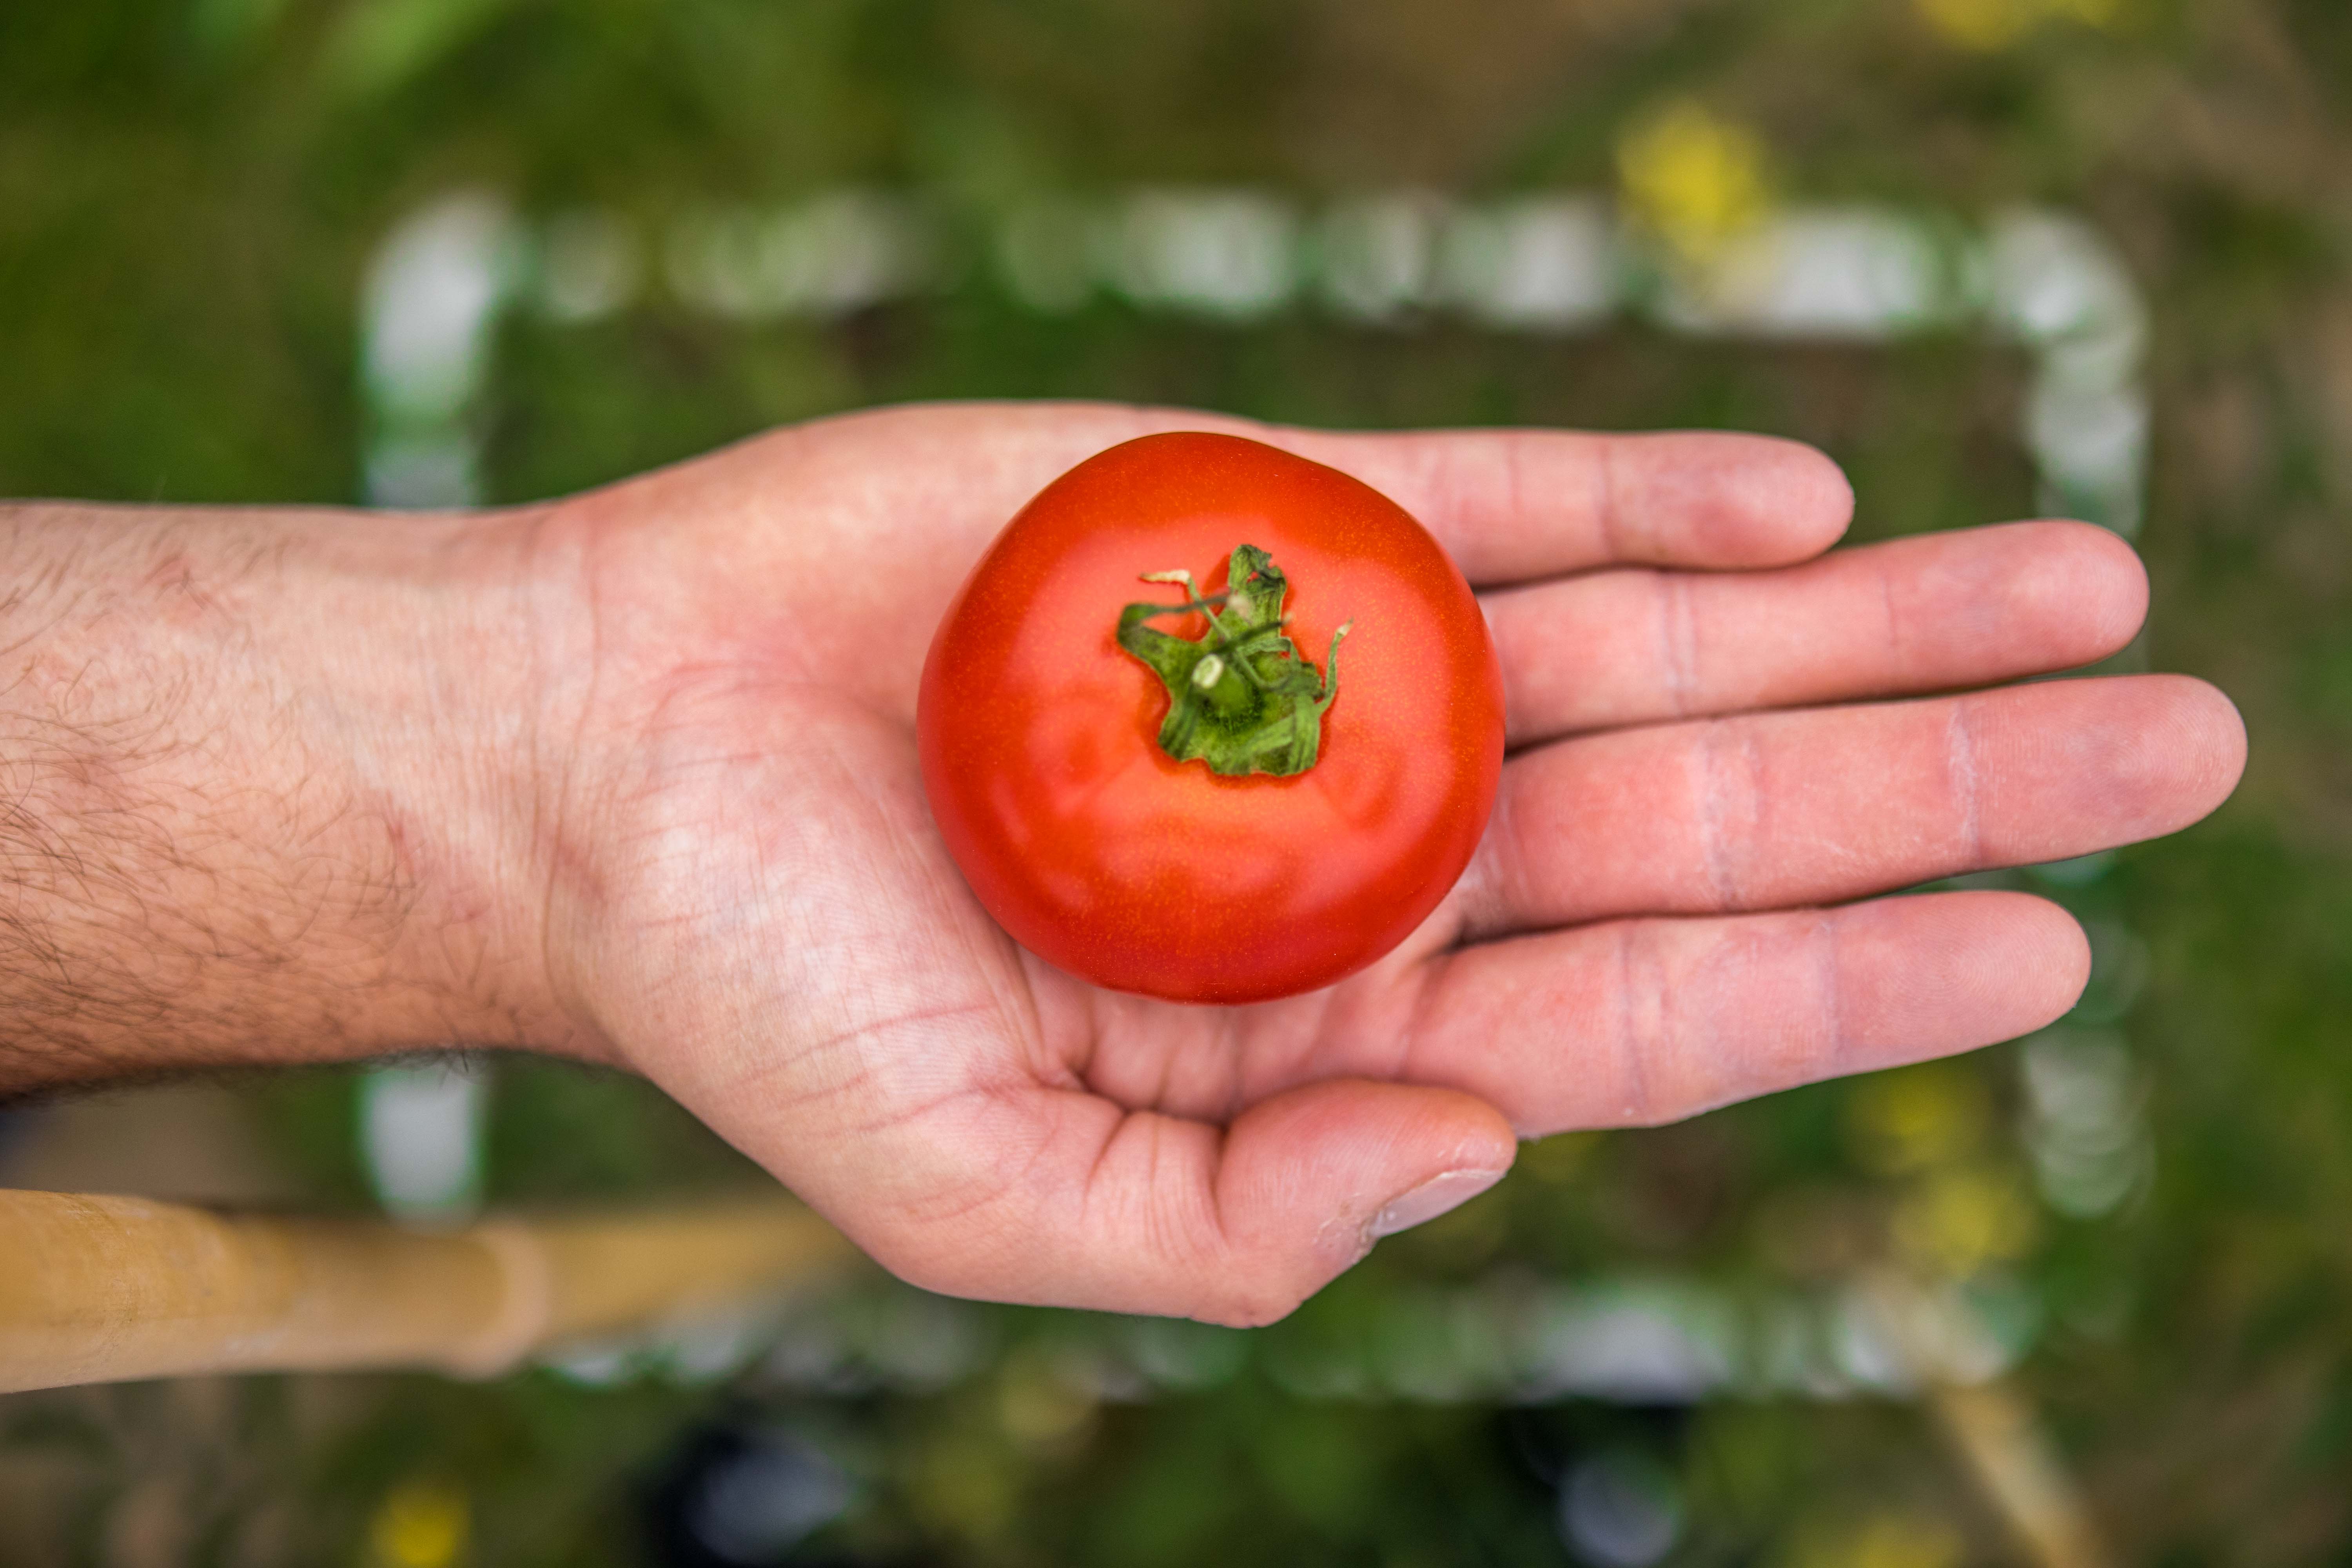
[1114,544,1352,777]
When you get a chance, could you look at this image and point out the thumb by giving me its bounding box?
[1211,1079,1521,1322]
[855,1078,1517,1326]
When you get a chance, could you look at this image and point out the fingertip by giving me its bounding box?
[2076,523,2152,653]
[2087,674,2249,840]
[1838,890,2090,1061]
[1661,433,1853,566]
[2174,675,2250,808]
[1766,437,1857,555]
[2003,890,2095,1024]
[1223,1080,1516,1231]
[1368,1165,1510,1240]
[1967,889,2092,1039]
[1209,1081,1515,1322]
[2004,521,2149,663]
[1936,890,2094,1044]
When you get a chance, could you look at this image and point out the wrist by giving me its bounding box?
[0,501,593,1090]
[269,502,603,1063]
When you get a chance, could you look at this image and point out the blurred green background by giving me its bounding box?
[3,0,2350,1563]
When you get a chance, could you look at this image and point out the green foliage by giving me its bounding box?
[4,0,2350,1560]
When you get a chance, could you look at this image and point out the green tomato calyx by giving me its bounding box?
[1115,544,1351,778]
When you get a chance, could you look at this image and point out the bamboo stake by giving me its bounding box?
[1930,1380,2112,1568]
[0,1188,857,1393]
[0,1187,2118,1568]
[1851,1269,2114,1568]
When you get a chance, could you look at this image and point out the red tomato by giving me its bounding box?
[917,432,1504,1004]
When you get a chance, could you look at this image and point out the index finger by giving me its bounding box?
[1272,426,1855,585]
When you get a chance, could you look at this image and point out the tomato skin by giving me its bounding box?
[918,432,1504,1004]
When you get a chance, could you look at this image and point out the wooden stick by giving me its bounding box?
[0,1188,857,1392]
[1849,1268,2113,1568]
[1930,1380,2112,1568]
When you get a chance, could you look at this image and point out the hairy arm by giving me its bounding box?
[0,404,2246,1321]
[0,502,581,1094]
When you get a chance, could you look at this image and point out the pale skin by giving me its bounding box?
[0,403,2246,1325]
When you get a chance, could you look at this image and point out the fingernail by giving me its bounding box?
[1369,1168,1508,1239]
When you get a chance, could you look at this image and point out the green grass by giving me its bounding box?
[3,0,2349,1560]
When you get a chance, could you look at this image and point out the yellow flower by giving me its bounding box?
[1790,1510,1967,1568]
[1845,1063,1990,1176]
[368,1481,468,1568]
[1917,0,2122,51]
[1917,0,2031,49]
[1849,1513,1966,1568]
[1615,101,1773,265]
[998,1347,1098,1450]
[1892,1165,2040,1276]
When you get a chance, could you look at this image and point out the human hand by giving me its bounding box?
[524,403,2244,1324]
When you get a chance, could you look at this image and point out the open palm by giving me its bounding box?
[535,403,2243,1324]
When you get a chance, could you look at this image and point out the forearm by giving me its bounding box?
[0,501,584,1094]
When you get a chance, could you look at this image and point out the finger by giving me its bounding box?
[1397,891,2089,1135]
[1454,674,2245,941]
[655,405,1852,724]
[764,405,1856,584]
[846,1079,1517,1326]
[1274,425,1855,584]
[1485,521,2149,745]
